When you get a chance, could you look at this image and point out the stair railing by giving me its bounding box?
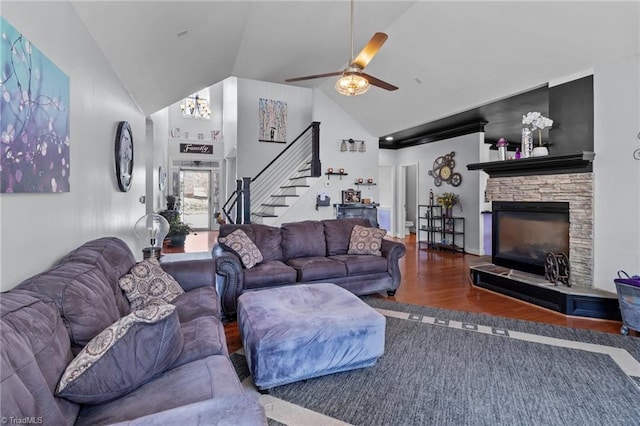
[222,121,320,224]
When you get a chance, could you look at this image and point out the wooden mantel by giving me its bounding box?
[466,151,595,178]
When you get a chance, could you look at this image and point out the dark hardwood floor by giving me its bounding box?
[165,231,629,352]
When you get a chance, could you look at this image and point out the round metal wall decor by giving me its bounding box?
[428,151,462,187]
[115,121,134,192]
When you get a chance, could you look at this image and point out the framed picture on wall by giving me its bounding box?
[342,189,361,204]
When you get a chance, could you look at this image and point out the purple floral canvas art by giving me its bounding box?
[1,17,70,193]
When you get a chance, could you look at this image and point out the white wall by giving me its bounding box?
[593,55,640,291]
[222,78,238,160]
[1,3,147,290]
[149,109,169,213]
[379,134,483,253]
[236,78,313,179]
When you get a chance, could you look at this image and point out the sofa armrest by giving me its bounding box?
[380,239,407,290]
[213,245,245,319]
[160,252,215,292]
[110,392,267,425]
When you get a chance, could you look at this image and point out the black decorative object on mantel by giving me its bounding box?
[466,151,595,178]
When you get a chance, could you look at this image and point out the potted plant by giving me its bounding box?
[522,112,553,157]
[167,217,192,247]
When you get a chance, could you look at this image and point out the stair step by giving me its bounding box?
[280,185,310,189]
[253,212,278,218]
[271,194,299,198]
[298,167,311,173]
[262,203,288,208]
[289,175,312,181]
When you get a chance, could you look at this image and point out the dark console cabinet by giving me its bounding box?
[335,203,379,228]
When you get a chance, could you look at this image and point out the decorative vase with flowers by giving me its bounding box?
[436,192,461,217]
[522,112,553,157]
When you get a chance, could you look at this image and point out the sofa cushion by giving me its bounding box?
[172,316,226,367]
[281,220,326,259]
[57,304,183,404]
[119,258,185,310]
[287,257,347,282]
[250,224,283,262]
[330,254,389,275]
[16,260,123,350]
[58,237,136,317]
[323,218,371,256]
[218,229,263,269]
[75,355,245,426]
[171,285,220,322]
[243,260,297,290]
[348,225,387,256]
[218,223,283,262]
[1,291,80,425]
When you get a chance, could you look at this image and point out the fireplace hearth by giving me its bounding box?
[468,172,619,319]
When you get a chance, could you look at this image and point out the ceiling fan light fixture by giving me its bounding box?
[335,73,370,96]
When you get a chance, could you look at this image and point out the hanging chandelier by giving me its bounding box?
[180,94,211,119]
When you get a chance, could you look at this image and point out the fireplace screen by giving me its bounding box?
[492,202,569,276]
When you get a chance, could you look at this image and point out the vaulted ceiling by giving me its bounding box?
[70,1,639,142]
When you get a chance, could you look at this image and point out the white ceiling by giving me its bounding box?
[70,1,639,138]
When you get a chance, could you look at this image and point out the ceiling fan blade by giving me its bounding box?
[285,71,342,83]
[362,72,398,91]
[351,32,388,70]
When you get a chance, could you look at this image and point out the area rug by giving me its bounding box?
[231,297,640,426]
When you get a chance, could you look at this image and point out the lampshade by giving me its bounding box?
[335,73,370,96]
[134,214,170,259]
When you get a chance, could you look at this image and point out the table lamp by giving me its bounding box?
[134,214,170,259]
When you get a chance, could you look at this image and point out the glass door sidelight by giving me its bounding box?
[179,169,211,230]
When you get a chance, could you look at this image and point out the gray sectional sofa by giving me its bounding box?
[1,237,266,426]
[214,218,407,318]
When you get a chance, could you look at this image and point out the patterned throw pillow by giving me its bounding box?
[218,229,263,269]
[56,304,183,404]
[348,225,387,256]
[119,258,184,310]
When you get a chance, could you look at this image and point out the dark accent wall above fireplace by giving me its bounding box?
[380,75,594,154]
[549,75,594,155]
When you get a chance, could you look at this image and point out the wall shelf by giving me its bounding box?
[325,172,348,180]
[466,151,595,177]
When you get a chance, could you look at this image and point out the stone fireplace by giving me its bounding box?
[485,172,594,289]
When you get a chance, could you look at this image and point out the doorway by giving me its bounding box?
[399,163,419,238]
[175,168,222,230]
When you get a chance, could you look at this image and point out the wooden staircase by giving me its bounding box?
[252,164,318,225]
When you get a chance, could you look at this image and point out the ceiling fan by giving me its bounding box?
[285,0,398,96]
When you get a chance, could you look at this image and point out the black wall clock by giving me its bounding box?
[428,151,462,187]
[115,121,134,192]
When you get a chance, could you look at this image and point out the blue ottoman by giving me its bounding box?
[237,283,386,390]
